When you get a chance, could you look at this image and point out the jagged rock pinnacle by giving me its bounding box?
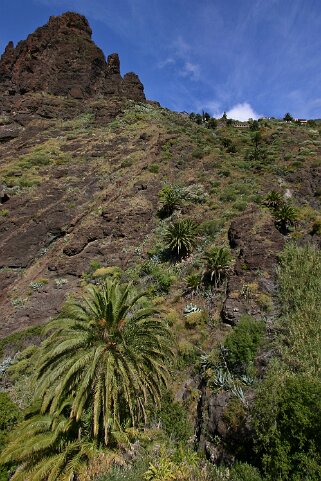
[0,12,145,102]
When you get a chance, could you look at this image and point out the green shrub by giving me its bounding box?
[96,457,150,481]
[184,310,207,329]
[0,393,22,432]
[230,462,263,481]
[199,219,224,237]
[92,266,121,279]
[253,374,321,481]
[224,316,265,373]
[155,393,192,442]
[311,217,321,235]
[149,163,160,173]
[141,261,176,293]
[186,272,202,294]
[192,147,204,159]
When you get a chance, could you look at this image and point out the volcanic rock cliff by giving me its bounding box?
[0,12,145,103]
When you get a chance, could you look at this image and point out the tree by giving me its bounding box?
[0,409,106,481]
[202,111,210,122]
[283,112,293,122]
[264,190,283,210]
[249,120,260,131]
[164,219,198,259]
[274,203,297,233]
[35,281,173,446]
[207,117,218,130]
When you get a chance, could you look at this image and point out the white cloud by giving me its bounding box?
[158,57,175,69]
[226,102,261,121]
[179,62,200,81]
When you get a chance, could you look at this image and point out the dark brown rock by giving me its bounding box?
[0,12,145,102]
[222,205,284,325]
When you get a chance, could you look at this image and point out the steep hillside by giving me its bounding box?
[1,99,320,339]
[1,12,321,481]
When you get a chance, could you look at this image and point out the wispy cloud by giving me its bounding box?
[179,62,200,81]
[157,57,175,69]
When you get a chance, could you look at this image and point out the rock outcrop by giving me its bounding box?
[0,12,145,102]
[222,205,284,325]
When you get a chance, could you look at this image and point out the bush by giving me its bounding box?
[149,163,160,173]
[224,316,265,373]
[141,261,176,293]
[92,266,121,279]
[199,219,224,237]
[264,190,283,210]
[311,217,321,235]
[184,310,207,329]
[155,393,192,442]
[96,457,149,481]
[186,272,202,294]
[230,462,263,481]
[253,374,321,481]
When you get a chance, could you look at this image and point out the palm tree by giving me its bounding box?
[264,190,283,210]
[164,219,198,259]
[0,407,114,481]
[274,204,297,233]
[158,184,184,218]
[202,246,233,286]
[35,281,173,446]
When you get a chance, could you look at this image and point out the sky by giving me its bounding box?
[1,0,321,119]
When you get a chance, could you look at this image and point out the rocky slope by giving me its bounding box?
[1,12,321,474]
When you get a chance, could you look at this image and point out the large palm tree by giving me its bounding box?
[35,281,173,445]
[0,406,120,481]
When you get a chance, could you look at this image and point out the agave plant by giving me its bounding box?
[164,219,198,259]
[202,246,233,286]
[35,280,173,446]
[274,203,297,233]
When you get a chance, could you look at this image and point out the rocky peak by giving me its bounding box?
[0,12,145,102]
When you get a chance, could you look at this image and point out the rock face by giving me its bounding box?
[0,12,145,102]
[222,205,284,325]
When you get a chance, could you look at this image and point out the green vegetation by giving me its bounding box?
[1,101,321,480]
[158,184,185,217]
[202,246,233,286]
[164,219,198,259]
[0,281,173,480]
[224,316,265,374]
[252,244,321,480]
[274,203,297,233]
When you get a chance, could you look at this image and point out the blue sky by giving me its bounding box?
[1,0,321,119]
